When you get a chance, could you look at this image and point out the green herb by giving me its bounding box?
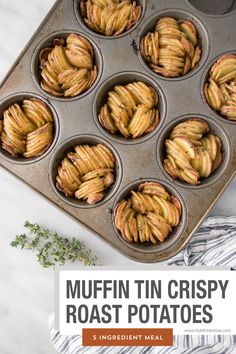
[10,221,98,268]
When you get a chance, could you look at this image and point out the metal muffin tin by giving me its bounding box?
[1,0,236,263]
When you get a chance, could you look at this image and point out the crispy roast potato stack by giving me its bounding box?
[114,182,182,244]
[0,99,54,158]
[39,34,97,97]
[164,118,222,185]
[140,17,201,78]
[80,0,141,36]
[98,81,159,138]
[204,54,236,120]
[56,144,116,204]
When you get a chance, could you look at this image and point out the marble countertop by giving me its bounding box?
[1,1,236,353]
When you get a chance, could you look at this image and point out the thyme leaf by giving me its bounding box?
[10,221,98,268]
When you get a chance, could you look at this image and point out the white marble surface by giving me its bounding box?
[1,1,236,354]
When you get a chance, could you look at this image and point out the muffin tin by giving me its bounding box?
[0,0,236,263]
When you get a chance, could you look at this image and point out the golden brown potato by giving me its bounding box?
[39,34,97,98]
[56,143,115,205]
[98,81,159,139]
[24,123,53,158]
[80,0,141,36]
[164,118,222,185]
[114,181,181,244]
[140,17,201,78]
[205,54,236,120]
[0,99,54,158]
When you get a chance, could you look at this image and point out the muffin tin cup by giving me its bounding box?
[201,51,236,125]
[157,114,232,189]
[1,0,236,262]
[74,0,147,40]
[186,0,236,17]
[137,8,210,81]
[112,178,187,254]
[93,71,167,145]
[49,134,123,208]
[0,92,59,165]
[31,30,103,102]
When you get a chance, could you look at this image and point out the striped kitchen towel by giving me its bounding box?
[49,216,236,354]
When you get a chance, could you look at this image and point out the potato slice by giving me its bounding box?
[173,137,197,159]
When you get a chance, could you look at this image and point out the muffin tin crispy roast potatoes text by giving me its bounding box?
[0,0,236,262]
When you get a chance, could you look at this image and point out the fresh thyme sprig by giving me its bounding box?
[10,221,98,268]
